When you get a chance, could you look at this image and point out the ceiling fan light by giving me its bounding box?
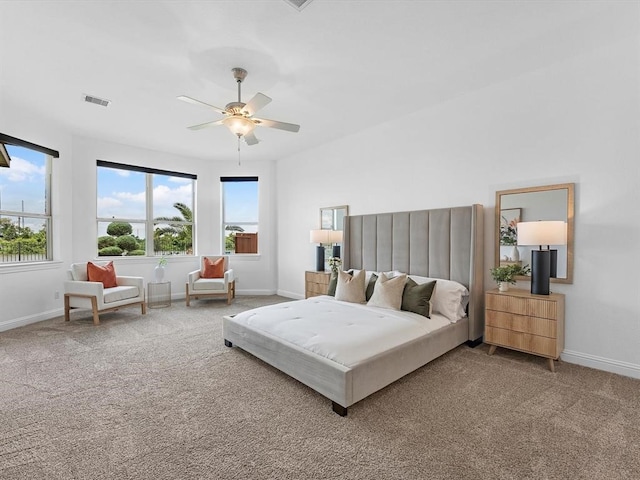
[223,116,255,136]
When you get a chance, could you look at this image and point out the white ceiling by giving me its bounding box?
[0,1,613,163]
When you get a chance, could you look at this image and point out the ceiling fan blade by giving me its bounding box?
[243,131,260,146]
[253,118,300,133]
[177,95,227,115]
[242,93,272,116]
[187,119,225,130]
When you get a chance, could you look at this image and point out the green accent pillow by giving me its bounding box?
[365,273,378,301]
[401,278,436,318]
[328,272,338,296]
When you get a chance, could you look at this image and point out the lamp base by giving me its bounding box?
[549,249,558,278]
[531,249,550,295]
[316,245,325,272]
[332,245,341,259]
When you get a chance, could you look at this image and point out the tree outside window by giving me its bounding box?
[0,143,52,264]
[97,161,195,257]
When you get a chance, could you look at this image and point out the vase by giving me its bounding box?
[511,245,520,262]
[154,265,165,283]
[498,282,509,292]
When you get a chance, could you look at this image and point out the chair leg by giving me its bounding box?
[64,294,71,322]
[141,302,146,314]
[186,282,191,306]
[90,296,100,325]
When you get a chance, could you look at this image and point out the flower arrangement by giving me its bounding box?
[500,216,518,246]
[157,256,168,267]
[328,257,342,274]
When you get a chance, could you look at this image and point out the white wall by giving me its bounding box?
[276,13,640,378]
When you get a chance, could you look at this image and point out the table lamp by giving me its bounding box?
[310,229,331,271]
[517,221,567,295]
[328,230,344,259]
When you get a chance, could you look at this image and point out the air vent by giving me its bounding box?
[83,94,111,107]
[283,0,314,11]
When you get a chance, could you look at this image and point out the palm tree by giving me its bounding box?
[154,202,193,254]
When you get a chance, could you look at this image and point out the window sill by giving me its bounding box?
[0,260,64,274]
[226,254,261,261]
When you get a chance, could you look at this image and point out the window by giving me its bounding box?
[0,134,57,264]
[221,176,258,254]
[97,161,195,257]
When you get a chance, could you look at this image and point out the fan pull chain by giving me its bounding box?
[237,136,241,166]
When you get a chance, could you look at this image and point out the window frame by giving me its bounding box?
[96,160,196,258]
[221,176,259,255]
[0,133,57,265]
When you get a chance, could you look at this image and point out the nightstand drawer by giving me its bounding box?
[486,293,558,319]
[306,271,330,286]
[486,310,557,337]
[485,326,559,358]
[305,271,331,298]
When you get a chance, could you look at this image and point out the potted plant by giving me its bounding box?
[490,264,530,292]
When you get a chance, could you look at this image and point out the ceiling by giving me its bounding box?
[0,1,613,163]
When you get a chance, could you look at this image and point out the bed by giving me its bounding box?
[223,205,484,416]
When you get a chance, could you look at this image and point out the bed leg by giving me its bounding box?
[466,336,483,348]
[224,339,233,348]
[332,402,348,417]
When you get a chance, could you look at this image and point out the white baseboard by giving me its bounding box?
[562,349,640,380]
[236,289,278,296]
[277,289,303,300]
[0,308,63,332]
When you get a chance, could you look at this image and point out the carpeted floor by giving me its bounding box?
[1,295,639,480]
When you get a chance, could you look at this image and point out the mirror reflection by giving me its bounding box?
[495,183,574,284]
[320,205,348,264]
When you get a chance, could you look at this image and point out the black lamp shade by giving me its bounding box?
[531,249,550,295]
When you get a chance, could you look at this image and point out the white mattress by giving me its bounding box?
[229,295,451,368]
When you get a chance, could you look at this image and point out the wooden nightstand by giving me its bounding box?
[485,288,565,372]
[305,271,331,298]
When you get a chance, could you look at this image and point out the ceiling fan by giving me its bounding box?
[178,67,300,146]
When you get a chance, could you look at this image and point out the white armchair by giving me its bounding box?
[64,262,146,325]
[186,255,235,306]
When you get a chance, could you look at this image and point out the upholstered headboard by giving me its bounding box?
[343,205,484,342]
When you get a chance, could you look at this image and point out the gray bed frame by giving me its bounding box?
[223,205,484,416]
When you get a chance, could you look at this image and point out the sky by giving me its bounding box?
[1,146,258,237]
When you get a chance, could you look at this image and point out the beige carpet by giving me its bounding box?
[1,296,638,480]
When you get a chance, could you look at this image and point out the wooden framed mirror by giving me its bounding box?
[319,205,348,264]
[495,183,574,284]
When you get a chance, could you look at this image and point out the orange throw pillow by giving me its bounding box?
[202,257,225,278]
[87,261,117,288]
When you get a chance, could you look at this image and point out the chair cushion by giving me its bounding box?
[193,278,226,291]
[71,263,89,281]
[103,286,139,303]
[202,257,224,278]
[87,261,117,288]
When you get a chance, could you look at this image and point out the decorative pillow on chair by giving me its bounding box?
[87,261,117,288]
[334,270,366,303]
[367,272,407,310]
[401,278,436,318]
[202,257,225,278]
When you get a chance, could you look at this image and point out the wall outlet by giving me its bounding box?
[54,291,60,300]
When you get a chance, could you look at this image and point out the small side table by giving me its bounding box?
[148,282,171,309]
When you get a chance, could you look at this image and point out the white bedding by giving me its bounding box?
[230,295,451,368]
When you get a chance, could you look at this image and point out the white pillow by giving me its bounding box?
[367,272,407,310]
[408,275,469,322]
[335,269,366,303]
